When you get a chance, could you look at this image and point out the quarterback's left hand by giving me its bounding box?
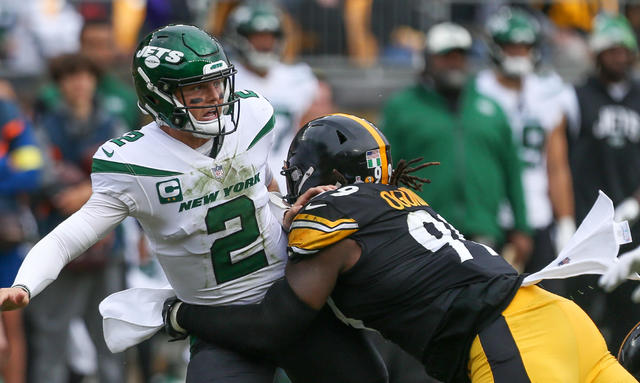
[162,296,188,342]
[599,246,640,301]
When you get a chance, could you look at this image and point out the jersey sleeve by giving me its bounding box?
[90,139,140,214]
[288,187,368,258]
[13,192,129,297]
[236,89,276,153]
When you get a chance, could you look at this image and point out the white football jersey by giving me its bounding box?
[91,92,287,305]
[476,69,570,229]
[234,61,318,191]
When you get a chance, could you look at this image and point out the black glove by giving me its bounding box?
[162,296,188,342]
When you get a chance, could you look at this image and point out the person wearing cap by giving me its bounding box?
[382,22,531,265]
[475,7,576,291]
[568,13,640,350]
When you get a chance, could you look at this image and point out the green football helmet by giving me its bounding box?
[589,13,638,55]
[132,24,239,136]
[225,2,284,71]
[486,7,541,77]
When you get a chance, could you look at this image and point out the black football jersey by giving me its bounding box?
[288,183,523,382]
[572,77,640,226]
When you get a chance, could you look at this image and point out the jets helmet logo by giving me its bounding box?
[136,45,185,69]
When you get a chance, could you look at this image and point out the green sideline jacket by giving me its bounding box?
[381,80,529,245]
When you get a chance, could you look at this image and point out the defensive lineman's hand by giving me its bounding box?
[0,287,29,311]
[283,185,336,231]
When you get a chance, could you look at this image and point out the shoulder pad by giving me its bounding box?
[288,186,366,259]
[236,89,275,151]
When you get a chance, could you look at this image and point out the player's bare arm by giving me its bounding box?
[547,117,577,252]
[166,237,360,354]
[547,117,574,220]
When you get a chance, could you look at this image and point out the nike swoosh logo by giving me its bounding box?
[102,147,114,157]
[305,203,327,210]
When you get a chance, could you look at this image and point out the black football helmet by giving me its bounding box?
[282,113,392,203]
[619,320,640,377]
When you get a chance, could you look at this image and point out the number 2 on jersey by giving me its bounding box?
[205,196,268,284]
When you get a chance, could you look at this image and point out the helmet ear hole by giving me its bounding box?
[336,130,347,144]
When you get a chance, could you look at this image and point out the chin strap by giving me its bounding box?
[208,134,224,158]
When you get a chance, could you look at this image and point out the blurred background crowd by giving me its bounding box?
[2,0,640,382]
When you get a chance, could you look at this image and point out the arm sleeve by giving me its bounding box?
[501,115,530,233]
[177,278,319,355]
[12,192,129,297]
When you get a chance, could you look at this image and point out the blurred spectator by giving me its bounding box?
[382,22,531,265]
[300,78,335,123]
[38,18,140,131]
[475,7,575,288]
[381,26,424,66]
[0,84,42,383]
[0,0,82,75]
[566,13,640,352]
[224,1,320,190]
[625,3,640,53]
[278,0,378,65]
[343,0,377,67]
[538,0,618,33]
[113,0,147,54]
[26,53,126,383]
[138,0,193,38]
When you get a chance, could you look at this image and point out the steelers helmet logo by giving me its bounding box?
[365,176,375,183]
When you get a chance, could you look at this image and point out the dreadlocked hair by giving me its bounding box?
[390,157,440,191]
[332,169,348,186]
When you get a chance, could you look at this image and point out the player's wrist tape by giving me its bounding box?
[171,301,187,334]
[12,284,31,300]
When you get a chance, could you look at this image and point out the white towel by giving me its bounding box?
[99,286,174,353]
[523,190,634,286]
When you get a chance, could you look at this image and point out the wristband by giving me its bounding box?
[12,284,31,300]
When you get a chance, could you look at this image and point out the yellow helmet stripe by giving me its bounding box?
[331,113,389,183]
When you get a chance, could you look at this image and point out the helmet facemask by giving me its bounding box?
[173,68,239,136]
[137,63,240,136]
[229,29,283,73]
[281,163,318,204]
[493,44,538,78]
[486,7,541,78]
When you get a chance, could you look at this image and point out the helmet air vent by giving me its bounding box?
[336,130,347,144]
